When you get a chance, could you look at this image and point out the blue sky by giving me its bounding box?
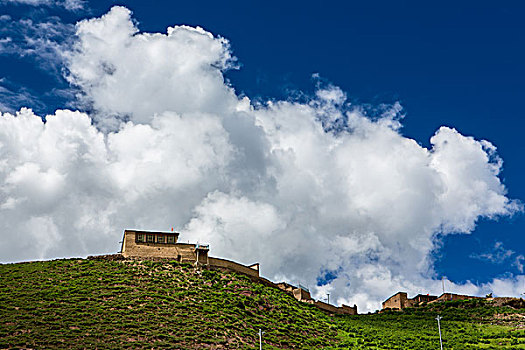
[0,0,524,307]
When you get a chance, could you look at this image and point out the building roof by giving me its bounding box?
[383,291,407,302]
[125,229,180,235]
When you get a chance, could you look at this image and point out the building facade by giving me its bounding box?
[382,292,412,310]
[120,229,209,264]
[412,294,438,304]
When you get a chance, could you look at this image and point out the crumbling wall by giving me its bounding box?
[382,292,409,310]
[208,257,260,278]
[292,288,312,302]
[435,293,482,303]
[277,283,358,315]
[87,254,125,261]
[277,282,295,293]
[490,297,525,309]
[314,300,339,314]
[341,304,358,315]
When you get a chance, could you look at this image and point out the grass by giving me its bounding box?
[1,258,524,349]
[331,304,525,349]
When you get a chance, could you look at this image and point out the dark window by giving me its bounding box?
[136,234,145,243]
[167,235,175,244]
[147,234,154,243]
[157,235,165,243]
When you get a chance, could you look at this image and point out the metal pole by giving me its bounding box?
[327,293,330,305]
[258,329,264,350]
[436,315,443,350]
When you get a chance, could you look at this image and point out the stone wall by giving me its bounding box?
[314,300,339,314]
[208,257,260,278]
[382,292,409,310]
[276,282,358,315]
[292,287,312,302]
[383,291,484,311]
[434,293,482,303]
[341,304,358,315]
[87,254,125,261]
[313,301,358,315]
[276,282,295,293]
[490,297,525,308]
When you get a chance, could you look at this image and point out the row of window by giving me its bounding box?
[136,233,177,244]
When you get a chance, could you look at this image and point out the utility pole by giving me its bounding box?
[258,329,265,350]
[442,276,445,294]
[436,315,443,350]
[327,293,330,305]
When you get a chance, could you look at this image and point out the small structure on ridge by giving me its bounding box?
[276,282,358,315]
[120,229,260,278]
[120,229,210,264]
[382,291,483,311]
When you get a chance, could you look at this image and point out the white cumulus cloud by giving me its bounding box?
[65,6,238,129]
[0,6,522,311]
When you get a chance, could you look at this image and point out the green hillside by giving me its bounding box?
[1,258,524,349]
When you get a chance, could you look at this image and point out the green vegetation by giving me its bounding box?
[331,300,525,349]
[1,258,524,349]
[0,258,336,349]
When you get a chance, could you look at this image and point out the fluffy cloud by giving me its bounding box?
[65,6,238,129]
[0,6,522,311]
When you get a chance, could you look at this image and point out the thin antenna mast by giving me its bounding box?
[436,315,443,350]
[258,329,265,350]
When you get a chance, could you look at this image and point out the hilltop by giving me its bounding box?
[1,258,524,349]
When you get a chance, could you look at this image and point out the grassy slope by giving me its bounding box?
[0,259,524,349]
[331,301,525,349]
[0,259,337,349]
